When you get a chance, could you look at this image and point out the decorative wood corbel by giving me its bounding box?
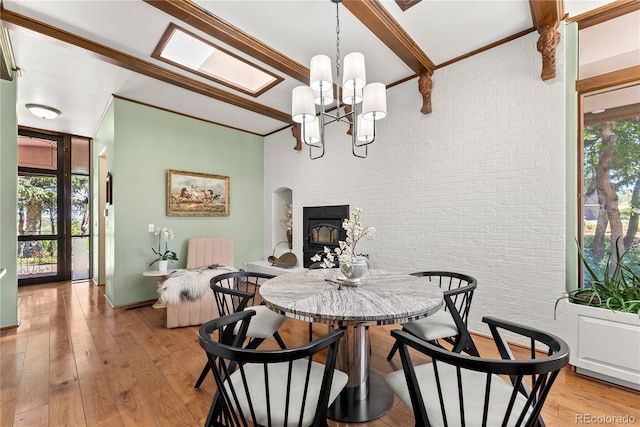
[530,0,564,81]
[536,25,561,81]
[418,71,433,114]
[291,124,302,151]
[345,104,354,135]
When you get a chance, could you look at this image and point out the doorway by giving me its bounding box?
[17,129,91,285]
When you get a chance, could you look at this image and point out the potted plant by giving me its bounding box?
[559,237,640,390]
[149,227,178,272]
[310,207,375,286]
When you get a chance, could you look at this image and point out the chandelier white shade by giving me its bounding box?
[291,0,386,159]
[362,83,387,120]
[291,86,315,123]
[342,52,366,90]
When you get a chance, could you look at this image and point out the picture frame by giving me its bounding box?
[106,172,113,205]
[166,169,230,216]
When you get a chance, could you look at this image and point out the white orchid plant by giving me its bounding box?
[149,227,178,266]
[280,202,293,231]
[311,207,375,268]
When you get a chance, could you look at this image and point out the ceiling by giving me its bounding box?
[0,0,632,139]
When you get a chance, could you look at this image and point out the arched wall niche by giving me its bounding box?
[272,187,292,258]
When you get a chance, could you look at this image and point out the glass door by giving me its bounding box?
[17,131,65,284]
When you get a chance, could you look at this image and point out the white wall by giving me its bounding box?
[263,28,567,338]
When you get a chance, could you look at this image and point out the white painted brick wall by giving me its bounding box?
[264,28,567,340]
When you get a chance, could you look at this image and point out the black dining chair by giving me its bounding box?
[198,310,348,427]
[193,271,288,389]
[385,316,570,427]
[387,271,479,360]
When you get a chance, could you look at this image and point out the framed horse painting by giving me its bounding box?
[166,169,230,216]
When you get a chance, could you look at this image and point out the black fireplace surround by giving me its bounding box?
[302,205,349,267]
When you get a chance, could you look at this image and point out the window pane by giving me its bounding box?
[17,239,58,279]
[72,236,90,280]
[17,136,57,170]
[17,174,58,236]
[71,136,90,174]
[582,84,640,285]
[72,175,90,236]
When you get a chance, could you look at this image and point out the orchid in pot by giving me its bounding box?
[280,202,293,250]
[149,227,178,271]
[311,207,375,285]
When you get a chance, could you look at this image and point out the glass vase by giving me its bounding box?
[339,256,368,286]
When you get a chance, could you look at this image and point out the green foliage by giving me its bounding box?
[572,237,640,314]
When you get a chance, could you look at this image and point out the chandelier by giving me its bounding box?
[291,0,387,160]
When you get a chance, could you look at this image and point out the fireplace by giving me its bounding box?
[302,205,349,267]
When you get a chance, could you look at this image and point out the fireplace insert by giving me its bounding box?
[302,205,349,267]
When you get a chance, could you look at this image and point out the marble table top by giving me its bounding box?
[259,269,443,327]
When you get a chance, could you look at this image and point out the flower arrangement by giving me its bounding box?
[149,227,178,266]
[311,207,375,268]
[280,202,293,231]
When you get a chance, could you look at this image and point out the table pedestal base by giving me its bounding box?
[327,324,394,422]
[327,372,394,422]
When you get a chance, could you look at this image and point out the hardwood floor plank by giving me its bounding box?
[15,314,50,414]
[13,404,49,427]
[49,353,86,427]
[4,281,639,427]
[66,285,122,426]
[114,329,199,427]
[0,351,25,426]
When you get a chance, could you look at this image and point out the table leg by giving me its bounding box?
[152,277,167,309]
[327,325,395,422]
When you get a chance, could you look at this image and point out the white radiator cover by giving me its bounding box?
[565,300,640,391]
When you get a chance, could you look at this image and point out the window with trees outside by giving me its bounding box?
[581,84,640,286]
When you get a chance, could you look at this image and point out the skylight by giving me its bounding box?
[152,24,281,96]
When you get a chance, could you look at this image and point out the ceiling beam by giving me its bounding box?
[567,0,639,29]
[529,0,564,80]
[0,6,292,124]
[143,0,309,84]
[343,0,435,75]
[343,0,435,114]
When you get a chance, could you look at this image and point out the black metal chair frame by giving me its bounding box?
[194,271,287,389]
[387,271,479,360]
[390,316,570,427]
[198,310,345,427]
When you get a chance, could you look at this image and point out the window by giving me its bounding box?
[578,10,640,286]
[581,85,640,284]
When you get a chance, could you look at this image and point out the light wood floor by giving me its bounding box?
[1,280,638,427]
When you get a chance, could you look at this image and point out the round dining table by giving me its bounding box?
[259,268,443,423]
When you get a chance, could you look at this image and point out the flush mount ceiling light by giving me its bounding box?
[26,103,61,119]
[291,0,387,160]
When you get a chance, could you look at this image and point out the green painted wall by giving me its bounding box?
[92,100,115,301]
[0,78,18,327]
[565,22,579,292]
[95,98,264,307]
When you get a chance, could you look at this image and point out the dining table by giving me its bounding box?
[259,268,443,423]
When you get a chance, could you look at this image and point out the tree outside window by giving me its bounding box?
[582,109,640,283]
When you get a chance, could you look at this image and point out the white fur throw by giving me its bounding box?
[159,266,237,306]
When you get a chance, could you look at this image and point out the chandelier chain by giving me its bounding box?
[335,1,341,104]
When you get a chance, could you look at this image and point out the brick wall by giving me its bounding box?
[263,28,567,338]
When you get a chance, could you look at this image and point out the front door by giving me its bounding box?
[17,129,91,285]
